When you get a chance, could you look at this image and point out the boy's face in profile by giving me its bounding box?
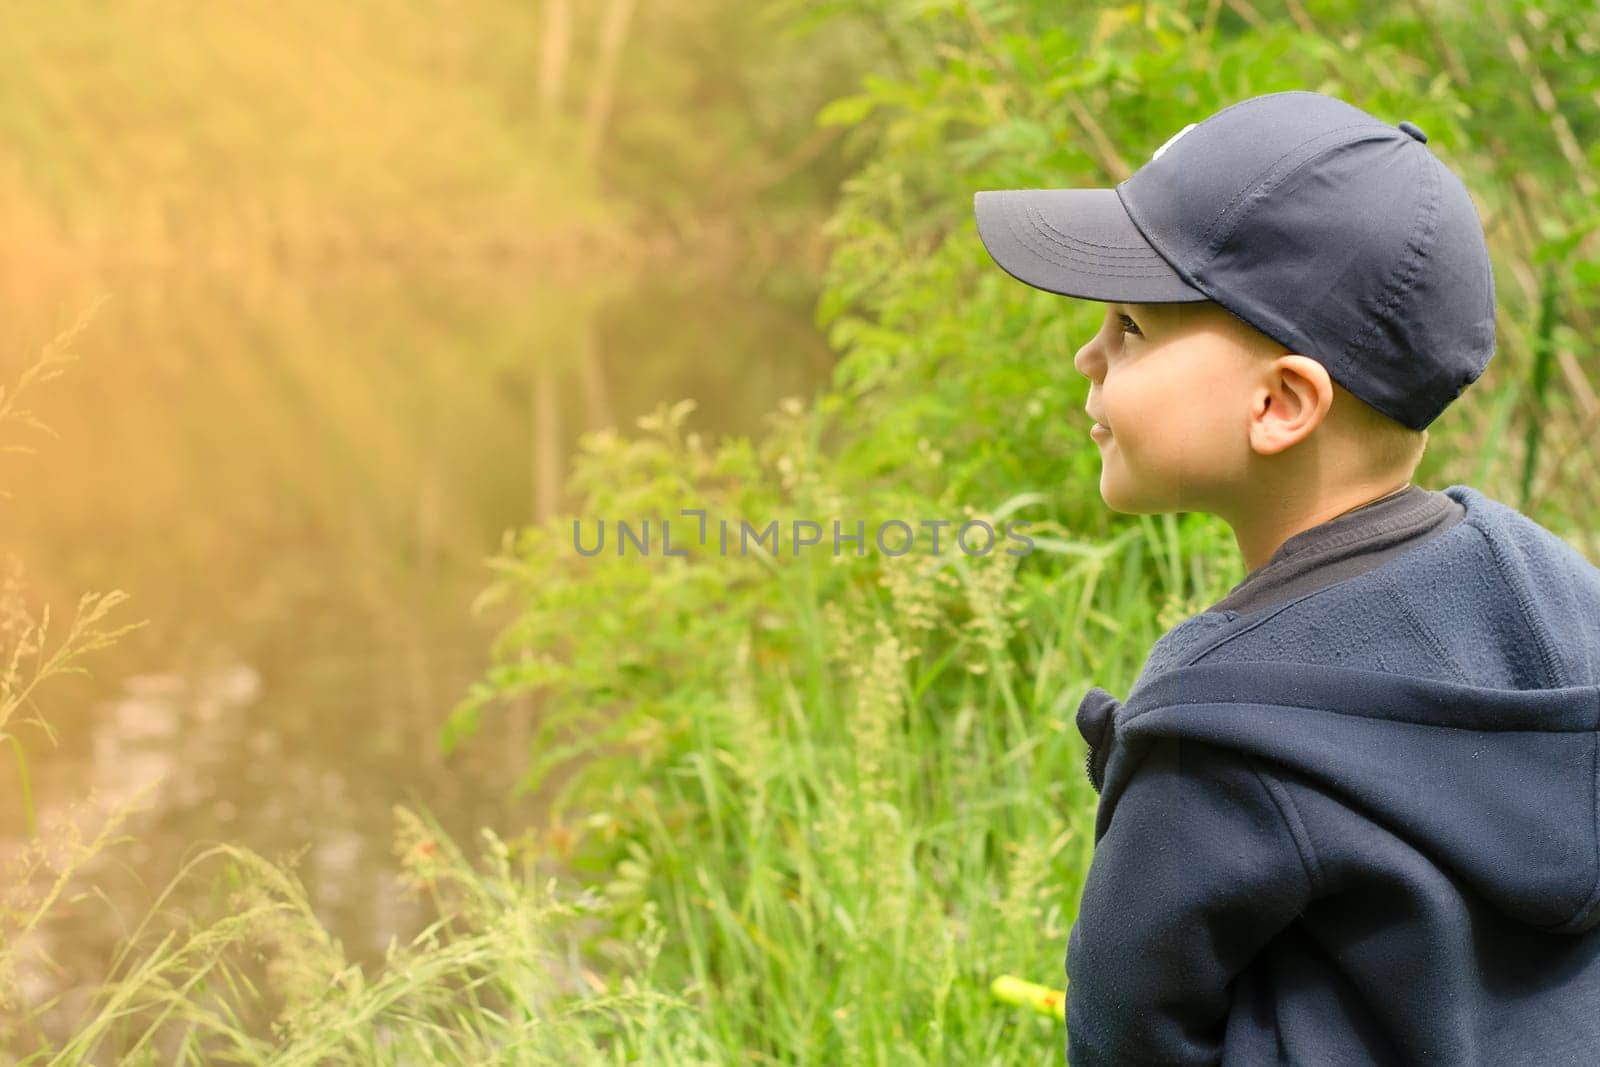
[1073,300,1279,516]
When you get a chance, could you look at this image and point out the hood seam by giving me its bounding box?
[1379,572,1472,682]
[1463,507,1567,688]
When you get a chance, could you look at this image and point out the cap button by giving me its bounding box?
[1397,120,1428,144]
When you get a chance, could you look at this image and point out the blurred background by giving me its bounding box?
[3,0,1599,1061]
[0,0,865,1041]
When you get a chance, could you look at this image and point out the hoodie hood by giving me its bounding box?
[1100,662,1600,933]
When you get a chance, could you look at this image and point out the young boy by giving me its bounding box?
[975,90,1600,1065]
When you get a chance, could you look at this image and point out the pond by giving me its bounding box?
[0,252,833,1047]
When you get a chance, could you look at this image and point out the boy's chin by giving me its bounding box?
[1097,469,1190,516]
[1097,479,1155,515]
[1096,460,1140,512]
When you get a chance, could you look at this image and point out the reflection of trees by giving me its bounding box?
[530,287,618,524]
[530,0,637,521]
[583,0,638,166]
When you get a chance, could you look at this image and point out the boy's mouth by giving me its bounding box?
[1090,422,1113,441]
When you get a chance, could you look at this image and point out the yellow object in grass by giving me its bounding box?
[991,974,1066,1021]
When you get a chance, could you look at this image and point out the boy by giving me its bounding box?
[975,90,1600,1064]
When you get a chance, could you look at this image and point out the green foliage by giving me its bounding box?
[25,812,713,1065]
[813,0,1600,520]
[447,0,1600,1061]
[442,386,1242,1060]
[11,0,1600,1061]
[0,0,872,273]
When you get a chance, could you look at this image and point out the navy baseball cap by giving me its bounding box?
[974,90,1496,431]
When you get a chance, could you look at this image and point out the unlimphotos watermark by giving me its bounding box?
[573,510,1034,558]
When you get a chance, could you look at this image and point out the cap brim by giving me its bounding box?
[973,188,1207,303]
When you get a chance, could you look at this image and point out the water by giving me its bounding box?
[0,253,833,1047]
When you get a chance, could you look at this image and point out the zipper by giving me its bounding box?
[1076,686,1119,795]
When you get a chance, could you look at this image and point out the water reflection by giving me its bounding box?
[0,256,831,1048]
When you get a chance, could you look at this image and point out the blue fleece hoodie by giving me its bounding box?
[1066,484,1600,1065]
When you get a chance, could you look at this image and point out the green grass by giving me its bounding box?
[10,0,1600,1057]
[4,396,1242,1064]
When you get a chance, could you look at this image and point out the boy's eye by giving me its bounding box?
[1117,313,1143,337]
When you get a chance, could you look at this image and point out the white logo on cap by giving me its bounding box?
[1151,122,1197,162]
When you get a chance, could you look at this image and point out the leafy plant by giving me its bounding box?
[447,0,1600,1061]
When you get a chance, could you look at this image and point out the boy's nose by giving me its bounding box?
[1073,333,1105,380]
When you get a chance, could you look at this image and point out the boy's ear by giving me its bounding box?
[1249,355,1334,455]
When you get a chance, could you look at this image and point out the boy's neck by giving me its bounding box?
[1232,479,1413,574]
